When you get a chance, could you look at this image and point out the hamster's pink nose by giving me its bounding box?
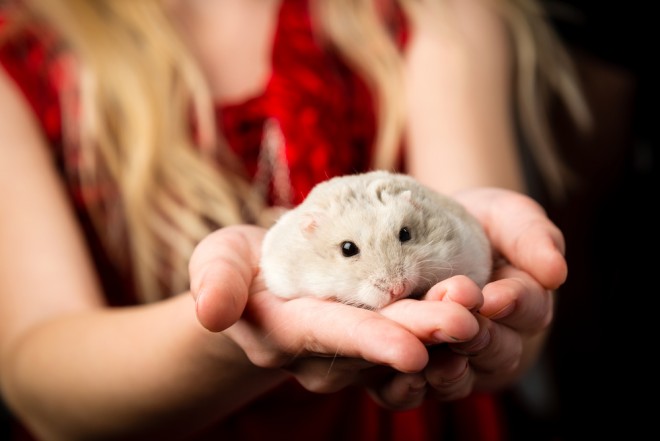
[389,283,407,300]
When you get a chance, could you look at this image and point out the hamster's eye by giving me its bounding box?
[341,241,360,257]
[399,227,412,243]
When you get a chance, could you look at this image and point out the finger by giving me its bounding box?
[228,293,430,373]
[366,371,428,411]
[423,274,484,312]
[479,265,554,333]
[285,357,374,394]
[188,225,265,332]
[450,315,521,375]
[379,296,481,345]
[454,188,567,290]
[424,346,473,401]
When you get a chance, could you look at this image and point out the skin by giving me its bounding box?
[404,0,524,192]
[0,0,565,439]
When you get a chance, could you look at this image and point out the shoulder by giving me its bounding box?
[0,65,49,159]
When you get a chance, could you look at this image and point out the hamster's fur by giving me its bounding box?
[260,171,492,310]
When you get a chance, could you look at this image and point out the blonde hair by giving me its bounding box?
[2,0,586,302]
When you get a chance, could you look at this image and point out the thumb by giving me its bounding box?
[188,225,266,331]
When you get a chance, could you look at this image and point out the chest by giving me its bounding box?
[173,0,282,105]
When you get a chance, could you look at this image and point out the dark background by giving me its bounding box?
[505,2,658,439]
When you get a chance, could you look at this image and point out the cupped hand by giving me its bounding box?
[187,185,564,409]
[367,187,563,406]
[422,263,554,401]
[188,225,483,398]
[418,187,562,401]
[454,187,567,290]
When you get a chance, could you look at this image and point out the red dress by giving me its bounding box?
[0,1,506,440]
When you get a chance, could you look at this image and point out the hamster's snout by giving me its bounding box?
[388,282,408,301]
[371,277,411,307]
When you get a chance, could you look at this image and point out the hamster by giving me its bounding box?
[259,170,492,310]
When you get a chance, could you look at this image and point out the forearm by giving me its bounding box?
[0,293,287,441]
[404,0,525,194]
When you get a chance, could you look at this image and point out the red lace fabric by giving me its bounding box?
[220,0,375,206]
[0,1,505,440]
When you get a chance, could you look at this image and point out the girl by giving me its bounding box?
[0,0,580,439]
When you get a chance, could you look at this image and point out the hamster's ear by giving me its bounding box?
[399,189,423,210]
[299,211,328,238]
[379,186,409,203]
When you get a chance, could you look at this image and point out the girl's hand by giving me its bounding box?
[188,225,481,395]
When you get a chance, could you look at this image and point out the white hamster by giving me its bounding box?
[260,170,492,310]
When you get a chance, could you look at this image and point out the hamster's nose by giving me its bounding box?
[388,282,407,300]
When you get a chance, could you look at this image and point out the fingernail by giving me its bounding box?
[432,330,463,344]
[195,286,209,309]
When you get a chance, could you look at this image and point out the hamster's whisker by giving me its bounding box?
[410,258,455,275]
[326,344,343,377]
